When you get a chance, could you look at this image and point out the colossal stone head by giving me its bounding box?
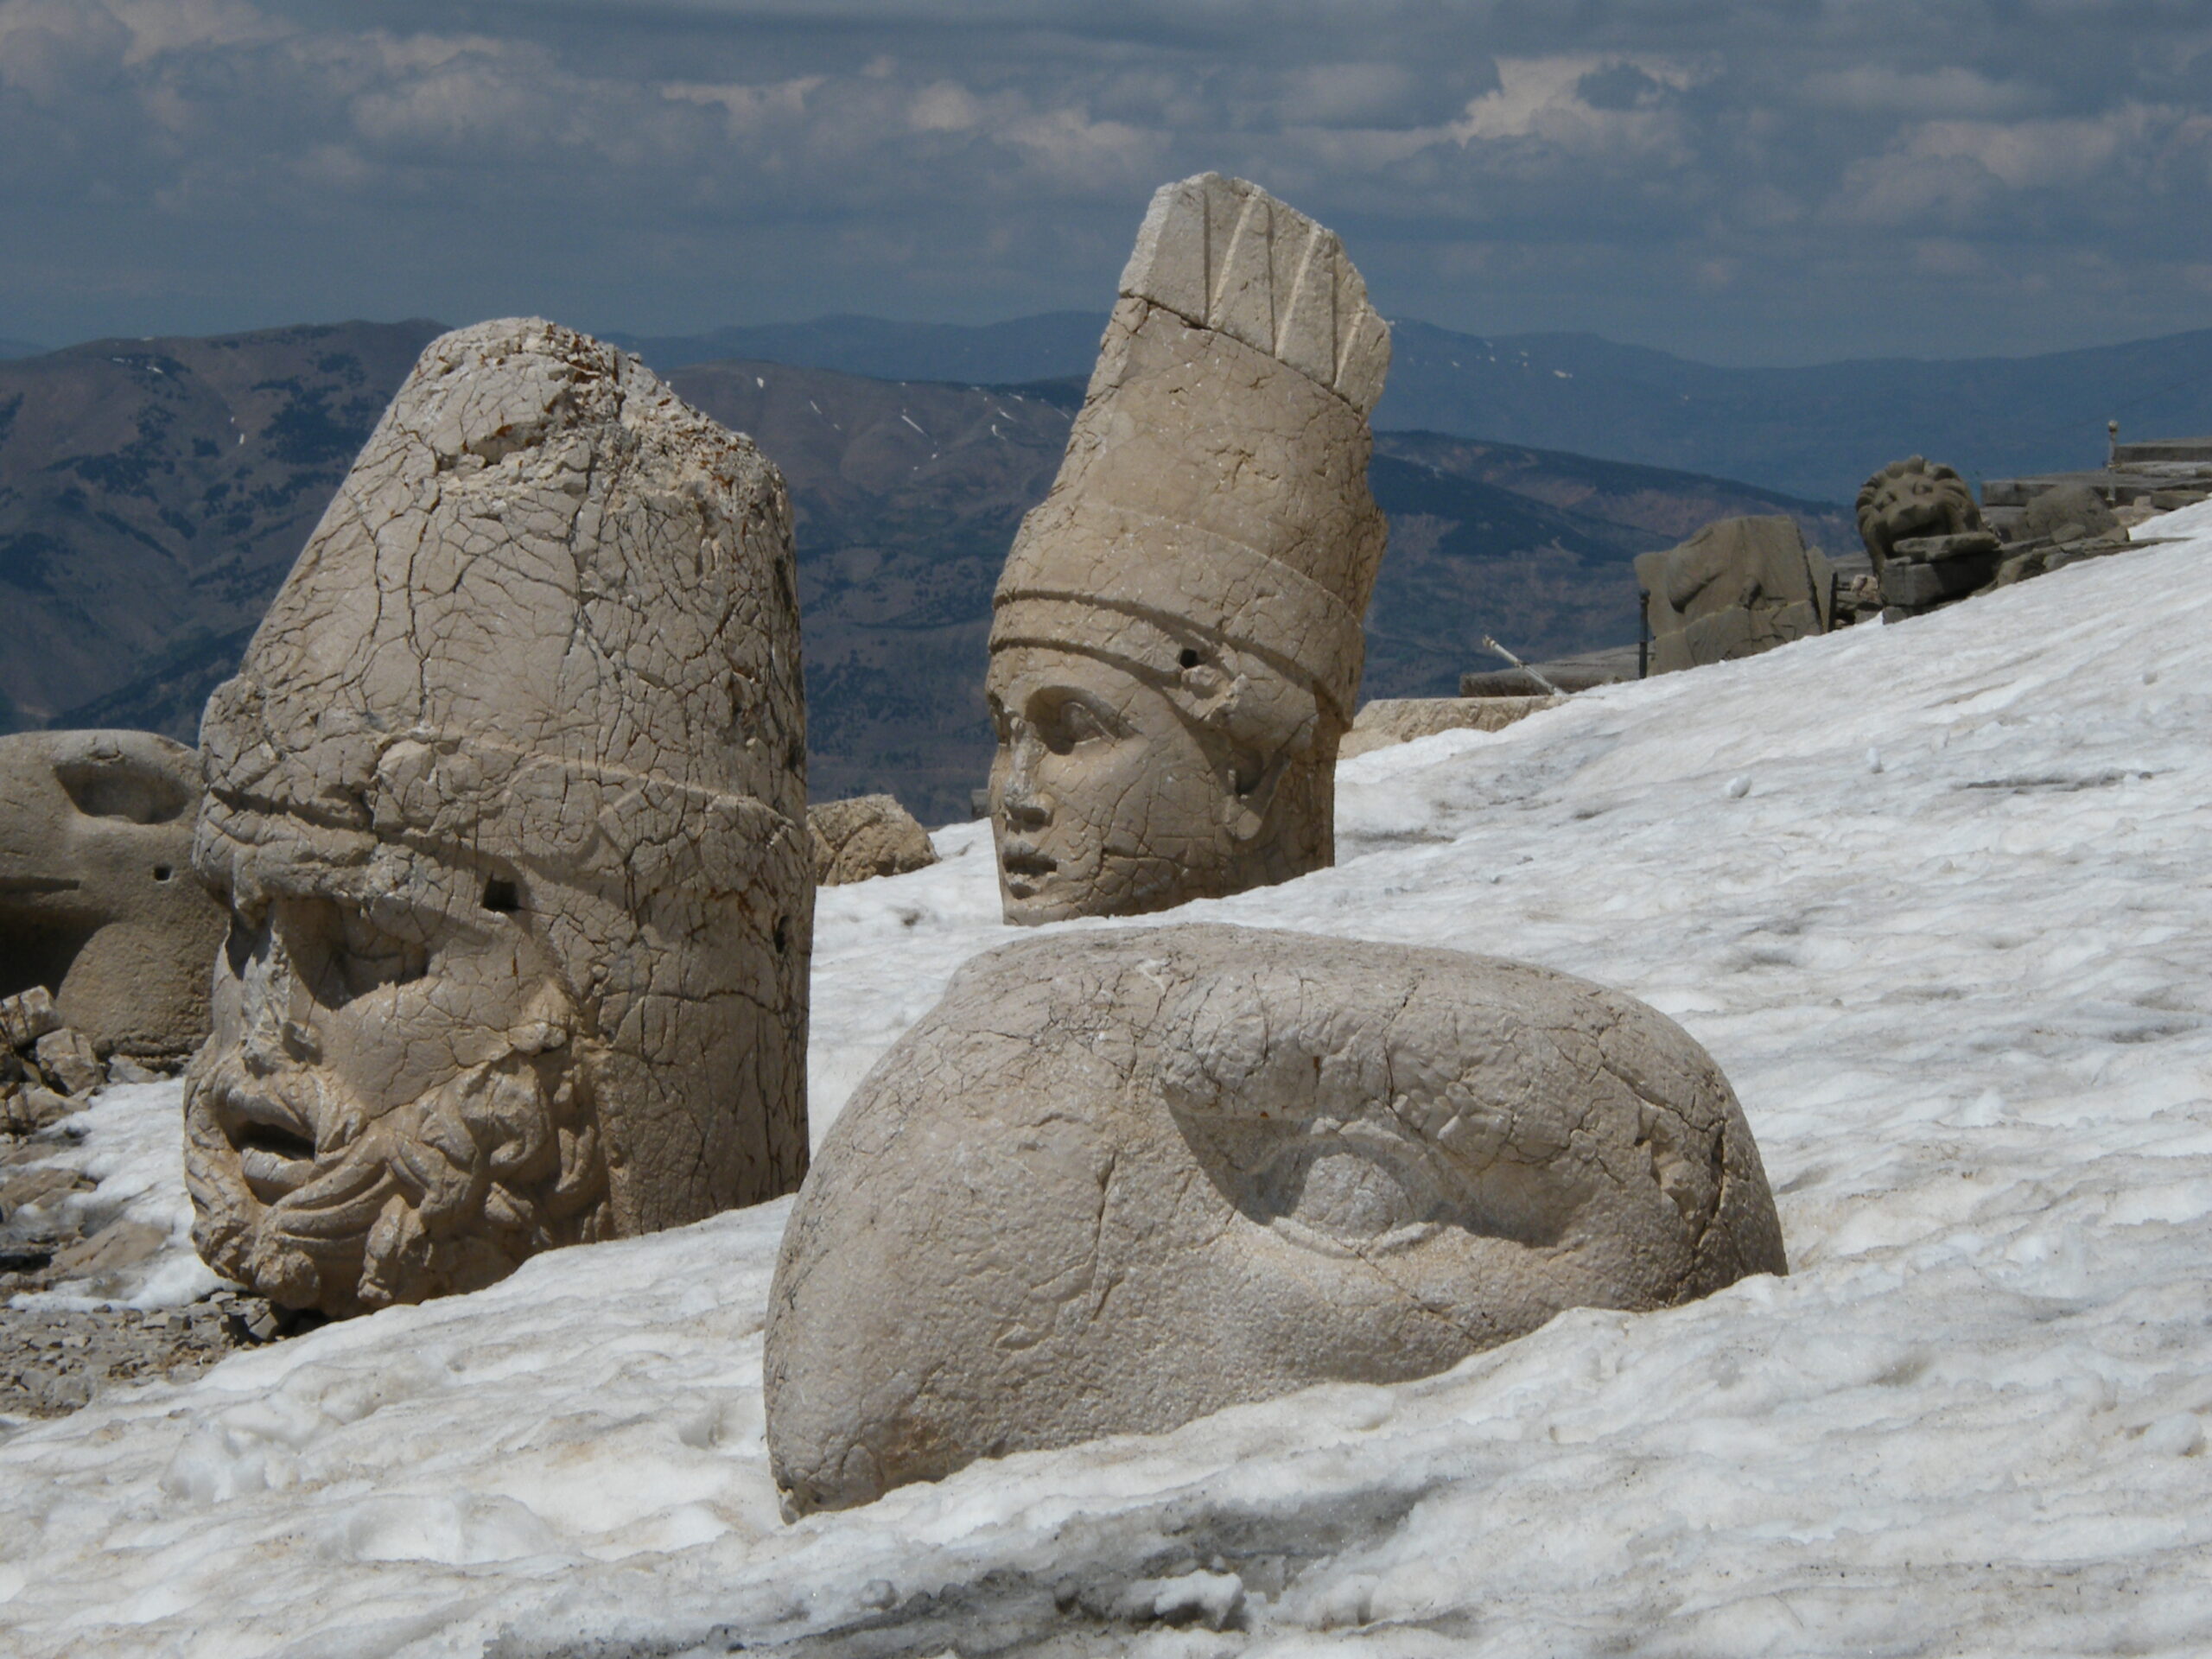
[0,729,224,1059]
[765,925,1789,1514]
[1856,455,1983,574]
[1634,515,1832,676]
[185,319,811,1318]
[987,175,1390,924]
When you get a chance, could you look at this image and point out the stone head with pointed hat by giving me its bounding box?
[185,319,811,1317]
[986,175,1391,924]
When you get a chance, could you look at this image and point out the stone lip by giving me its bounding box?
[765,923,1787,1516]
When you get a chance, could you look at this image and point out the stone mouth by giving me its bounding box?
[0,874,82,896]
[1001,844,1058,883]
[213,1085,323,1204]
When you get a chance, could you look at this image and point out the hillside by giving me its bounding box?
[626,312,2212,503]
[5,518,2209,1655]
[0,322,1846,823]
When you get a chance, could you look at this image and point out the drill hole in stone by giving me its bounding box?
[481,876,521,913]
[153,865,173,882]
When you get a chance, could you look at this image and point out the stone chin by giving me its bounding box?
[183,1031,610,1318]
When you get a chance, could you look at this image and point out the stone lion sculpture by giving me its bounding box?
[1855,455,1985,574]
[765,925,1789,1514]
[184,319,811,1318]
[986,175,1391,925]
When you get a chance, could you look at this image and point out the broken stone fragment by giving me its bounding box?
[185,317,812,1319]
[1337,696,1560,759]
[766,924,1787,1515]
[0,987,58,1052]
[31,1027,102,1097]
[809,795,938,886]
[986,175,1391,924]
[1,1084,76,1135]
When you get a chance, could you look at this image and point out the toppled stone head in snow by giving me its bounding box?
[764,925,1788,1514]
[986,175,1390,925]
[185,319,812,1318]
[1856,456,1984,574]
[0,729,224,1060]
[1635,516,1832,676]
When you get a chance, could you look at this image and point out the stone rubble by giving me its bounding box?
[809,795,939,886]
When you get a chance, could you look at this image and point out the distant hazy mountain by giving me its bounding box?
[608,312,1107,384]
[625,312,2212,503]
[0,339,43,359]
[0,320,1840,822]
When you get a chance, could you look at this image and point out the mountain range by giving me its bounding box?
[0,319,1848,823]
[619,314,2212,503]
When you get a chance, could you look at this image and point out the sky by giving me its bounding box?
[4,0,2212,365]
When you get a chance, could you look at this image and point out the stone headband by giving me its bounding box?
[196,722,805,910]
[989,502,1368,721]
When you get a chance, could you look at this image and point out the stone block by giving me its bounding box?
[31,1027,101,1096]
[0,987,57,1052]
[1338,696,1560,759]
[809,795,939,886]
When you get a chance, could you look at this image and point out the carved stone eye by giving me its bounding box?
[1232,1120,1452,1249]
[54,753,194,825]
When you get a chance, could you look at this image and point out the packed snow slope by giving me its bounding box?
[4,513,2212,1657]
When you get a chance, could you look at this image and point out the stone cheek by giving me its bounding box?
[764,924,1789,1516]
[184,318,810,1319]
[0,730,223,1060]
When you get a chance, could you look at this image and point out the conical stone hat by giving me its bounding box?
[990,174,1391,725]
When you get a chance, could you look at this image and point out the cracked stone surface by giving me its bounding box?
[0,730,223,1060]
[1636,515,1833,676]
[809,795,938,887]
[186,318,812,1319]
[764,923,1787,1515]
[986,175,1391,925]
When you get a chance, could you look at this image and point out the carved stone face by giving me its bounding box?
[184,804,608,1316]
[1856,455,1982,570]
[182,318,812,1318]
[985,646,1236,924]
[765,925,1790,1514]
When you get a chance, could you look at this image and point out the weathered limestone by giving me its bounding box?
[1337,696,1561,760]
[0,730,223,1059]
[2020,481,2119,546]
[184,318,812,1319]
[809,795,938,886]
[986,175,1391,924]
[766,925,1788,1514]
[1635,516,1833,675]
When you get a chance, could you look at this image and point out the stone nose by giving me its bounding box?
[998,731,1052,829]
[237,915,320,1074]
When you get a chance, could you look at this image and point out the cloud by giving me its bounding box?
[3,0,2212,362]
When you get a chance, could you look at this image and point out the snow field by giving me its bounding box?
[2,512,2210,1655]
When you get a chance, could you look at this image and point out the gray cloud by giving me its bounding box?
[3,0,2211,361]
